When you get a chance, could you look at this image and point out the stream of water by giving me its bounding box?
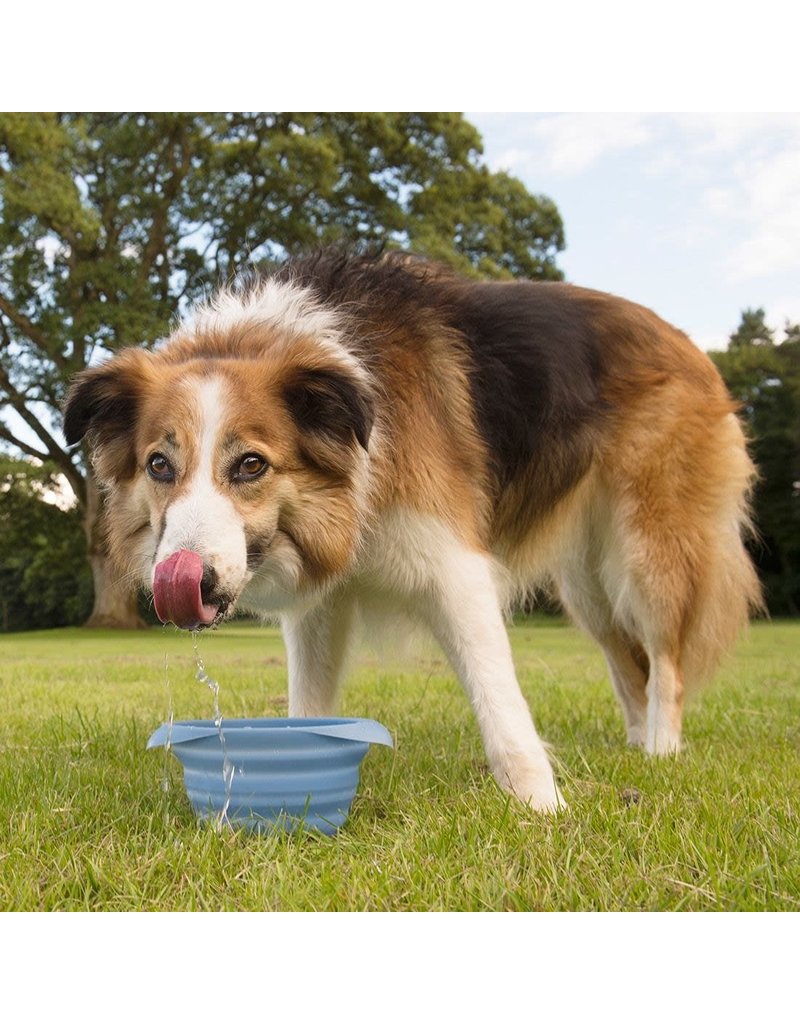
[162,649,174,798]
[161,632,235,828]
[192,631,235,826]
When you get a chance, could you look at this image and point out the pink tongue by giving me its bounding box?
[153,549,219,630]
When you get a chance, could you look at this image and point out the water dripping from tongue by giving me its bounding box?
[193,632,234,825]
[159,647,176,833]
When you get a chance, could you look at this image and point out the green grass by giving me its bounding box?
[0,617,798,911]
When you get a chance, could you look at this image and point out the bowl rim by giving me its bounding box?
[147,716,393,750]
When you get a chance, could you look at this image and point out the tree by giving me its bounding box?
[0,113,565,627]
[728,307,775,348]
[0,456,92,631]
[711,313,800,615]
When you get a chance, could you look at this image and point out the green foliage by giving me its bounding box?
[728,306,775,349]
[0,457,92,630]
[711,314,800,615]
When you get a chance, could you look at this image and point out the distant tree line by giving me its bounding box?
[0,455,91,630]
[710,310,800,616]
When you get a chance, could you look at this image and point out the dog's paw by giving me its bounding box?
[527,784,568,814]
[505,771,568,814]
[645,728,682,756]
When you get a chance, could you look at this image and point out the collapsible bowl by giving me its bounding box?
[147,717,393,835]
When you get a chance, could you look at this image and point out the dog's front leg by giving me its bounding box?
[421,545,565,813]
[282,593,355,717]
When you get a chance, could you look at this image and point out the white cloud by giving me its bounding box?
[671,112,800,154]
[474,112,654,178]
[719,147,800,281]
[536,112,800,283]
[531,113,653,175]
[491,146,532,174]
[768,295,800,335]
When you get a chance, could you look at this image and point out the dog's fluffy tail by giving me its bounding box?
[680,413,765,691]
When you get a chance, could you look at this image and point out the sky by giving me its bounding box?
[467,113,800,351]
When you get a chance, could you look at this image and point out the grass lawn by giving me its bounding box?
[0,616,798,911]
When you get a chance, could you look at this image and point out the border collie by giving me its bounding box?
[64,249,762,811]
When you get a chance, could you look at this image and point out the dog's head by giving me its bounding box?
[63,316,375,629]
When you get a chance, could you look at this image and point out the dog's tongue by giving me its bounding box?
[153,549,219,630]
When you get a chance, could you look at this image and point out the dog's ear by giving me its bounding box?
[63,350,149,479]
[284,366,374,453]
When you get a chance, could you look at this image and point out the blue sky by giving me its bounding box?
[468,113,800,351]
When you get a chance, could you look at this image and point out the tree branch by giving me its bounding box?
[0,364,85,503]
[0,369,59,449]
[0,419,85,507]
[0,422,48,460]
[141,121,192,277]
[0,294,68,370]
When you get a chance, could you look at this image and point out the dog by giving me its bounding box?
[63,248,762,811]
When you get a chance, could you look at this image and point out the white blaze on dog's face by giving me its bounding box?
[149,376,250,625]
[63,339,375,629]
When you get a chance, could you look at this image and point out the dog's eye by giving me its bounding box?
[147,453,175,482]
[233,453,269,482]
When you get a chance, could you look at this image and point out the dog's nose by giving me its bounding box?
[200,563,219,606]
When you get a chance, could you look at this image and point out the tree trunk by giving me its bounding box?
[83,472,147,629]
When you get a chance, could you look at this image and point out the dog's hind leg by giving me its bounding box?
[642,649,684,754]
[602,635,649,747]
[608,521,696,756]
[282,592,355,717]
[608,549,690,756]
[556,559,649,747]
[561,568,682,753]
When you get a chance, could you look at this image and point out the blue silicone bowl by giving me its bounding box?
[147,717,393,835]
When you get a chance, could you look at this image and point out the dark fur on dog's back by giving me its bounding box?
[275,250,610,493]
[273,248,684,520]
